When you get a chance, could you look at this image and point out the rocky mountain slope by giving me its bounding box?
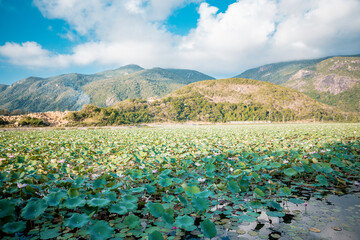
[236,56,360,112]
[0,65,214,112]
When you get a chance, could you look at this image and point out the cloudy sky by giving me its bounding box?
[1,0,360,84]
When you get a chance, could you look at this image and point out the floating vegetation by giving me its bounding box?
[0,123,359,239]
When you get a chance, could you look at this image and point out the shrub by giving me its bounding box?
[19,116,49,127]
[0,117,9,125]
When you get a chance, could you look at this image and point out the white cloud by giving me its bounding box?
[0,42,70,67]
[1,0,360,77]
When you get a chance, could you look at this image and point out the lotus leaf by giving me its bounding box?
[254,187,265,198]
[68,188,80,198]
[280,187,291,196]
[266,211,285,217]
[185,185,200,197]
[123,202,137,211]
[175,215,195,231]
[200,219,217,239]
[124,214,141,229]
[93,178,107,189]
[104,192,117,201]
[121,195,138,203]
[228,180,240,194]
[159,177,172,187]
[87,220,114,240]
[0,199,15,218]
[162,212,174,224]
[109,203,128,215]
[289,198,304,204]
[64,213,90,229]
[192,197,209,211]
[21,199,47,220]
[316,175,329,186]
[284,168,298,177]
[87,198,111,208]
[146,202,165,218]
[149,230,164,240]
[131,187,145,193]
[40,228,61,239]
[238,214,257,222]
[2,221,26,234]
[145,185,156,194]
[63,196,86,209]
[44,192,66,206]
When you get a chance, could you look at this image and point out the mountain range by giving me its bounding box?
[236,55,360,112]
[0,54,359,119]
[0,65,214,112]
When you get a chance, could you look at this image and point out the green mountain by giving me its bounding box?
[236,56,360,112]
[0,65,214,112]
[67,78,355,126]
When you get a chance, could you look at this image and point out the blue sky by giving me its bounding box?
[1,0,360,84]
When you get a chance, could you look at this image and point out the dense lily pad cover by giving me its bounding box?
[0,123,359,239]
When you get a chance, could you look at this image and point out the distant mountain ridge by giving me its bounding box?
[236,55,360,112]
[0,65,214,112]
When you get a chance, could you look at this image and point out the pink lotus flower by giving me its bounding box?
[172,227,178,230]
[139,165,145,169]
[8,155,14,158]
[59,160,65,163]
[198,178,206,183]
[67,164,70,168]
[230,167,234,172]
[195,162,201,167]
[304,203,308,206]
[152,169,158,174]
[283,160,289,164]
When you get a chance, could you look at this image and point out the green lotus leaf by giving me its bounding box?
[200,219,217,239]
[192,197,209,212]
[178,195,188,206]
[2,221,26,234]
[63,196,86,209]
[149,230,164,240]
[44,192,66,206]
[131,170,142,179]
[0,199,15,218]
[68,188,80,198]
[40,228,61,239]
[284,168,298,177]
[123,202,137,212]
[228,180,240,194]
[162,194,175,203]
[205,164,216,173]
[185,186,200,197]
[289,198,304,204]
[93,178,107,189]
[104,192,117,201]
[21,199,47,220]
[146,202,165,218]
[252,172,261,182]
[175,215,195,231]
[160,169,171,177]
[159,177,172,187]
[131,187,145,193]
[330,157,345,168]
[254,188,265,198]
[87,220,114,240]
[238,214,257,222]
[250,200,263,209]
[162,212,174,224]
[121,195,138,204]
[87,198,111,208]
[266,211,285,217]
[64,213,90,229]
[74,177,85,186]
[145,185,156,194]
[316,175,329,186]
[124,214,140,229]
[109,203,128,215]
[268,201,283,211]
[196,190,213,198]
[280,187,291,197]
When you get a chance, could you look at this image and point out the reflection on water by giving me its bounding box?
[191,191,360,240]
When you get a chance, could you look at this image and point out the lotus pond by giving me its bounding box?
[0,123,359,240]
